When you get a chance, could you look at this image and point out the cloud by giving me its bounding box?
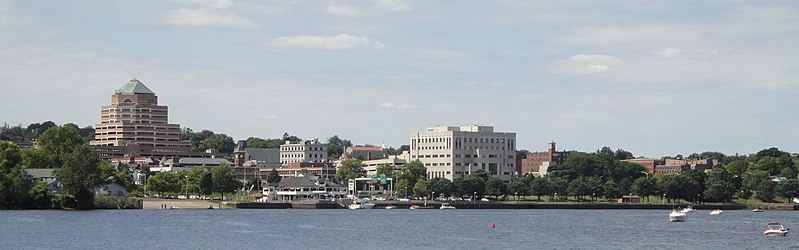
[379,102,411,110]
[174,0,233,9]
[374,0,413,12]
[162,8,258,29]
[552,54,623,74]
[655,47,681,58]
[271,34,385,50]
[327,4,364,17]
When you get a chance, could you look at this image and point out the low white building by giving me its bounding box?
[261,174,346,202]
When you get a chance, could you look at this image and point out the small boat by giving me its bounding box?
[752,208,764,212]
[669,210,686,222]
[385,205,396,210]
[710,209,722,215]
[680,206,694,213]
[410,205,418,210]
[763,222,789,236]
[440,203,456,209]
[348,199,375,210]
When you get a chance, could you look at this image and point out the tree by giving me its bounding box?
[426,178,456,197]
[326,135,353,160]
[0,141,35,209]
[398,160,427,191]
[508,175,533,200]
[266,168,282,184]
[375,164,396,179]
[703,166,734,202]
[567,178,590,200]
[35,126,86,168]
[146,171,178,195]
[412,178,428,197]
[743,170,772,201]
[631,177,657,202]
[187,167,206,196]
[776,179,799,200]
[530,177,550,200]
[211,164,237,200]
[614,149,634,160]
[335,159,365,183]
[549,177,568,200]
[198,134,235,154]
[484,177,507,199]
[55,144,102,210]
[603,180,622,200]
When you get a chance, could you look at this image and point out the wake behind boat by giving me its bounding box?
[440,203,456,209]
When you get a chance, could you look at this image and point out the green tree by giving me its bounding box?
[266,168,282,184]
[567,178,590,200]
[375,164,396,179]
[412,178,428,197]
[198,134,235,154]
[530,177,550,200]
[211,163,237,200]
[0,141,35,209]
[603,180,622,200]
[703,166,734,202]
[508,175,533,200]
[776,179,799,200]
[146,171,178,195]
[426,178,456,197]
[326,135,353,160]
[484,177,507,199]
[631,177,657,202]
[395,178,411,198]
[549,177,568,200]
[398,160,427,191]
[187,167,206,196]
[743,170,771,201]
[335,159,365,183]
[35,126,86,168]
[55,144,101,210]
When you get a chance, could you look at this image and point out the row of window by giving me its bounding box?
[281,146,326,151]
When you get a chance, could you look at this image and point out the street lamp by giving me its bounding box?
[432,191,436,201]
[662,193,666,204]
[473,192,477,203]
[515,192,518,203]
[554,193,558,202]
[592,192,595,203]
[405,187,408,199]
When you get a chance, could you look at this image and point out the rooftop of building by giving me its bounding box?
[115,78,155,95]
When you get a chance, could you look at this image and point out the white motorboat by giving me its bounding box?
[752,208,764,212]
[348,200,375,210]
[710,209,722,215]
[669,210,686,222]
[763,222,789,236]
[680,206,694,213]
[409,205,418,210]
[385,205,396,210]
[440,203,456,210]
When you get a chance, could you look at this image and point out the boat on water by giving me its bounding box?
[752,208,764,212]
[385,205,396,210]
[669,210,686,222]
[410,205,418,210]
[440,203,456,210]
[348,200,375,210]
[709,209,722,215]
[763,222,789,236]
[680,206,694,213]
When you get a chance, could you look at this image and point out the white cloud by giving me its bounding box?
[162,8,258,29]
[655,47,681,58]
[374,0,413,12]
[271,34,385,50]
[379,102,411,110]
[552,54,623,74]
[174,0,233,9]
[327,4,364,17]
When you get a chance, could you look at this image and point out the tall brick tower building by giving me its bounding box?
[90,79,191,154]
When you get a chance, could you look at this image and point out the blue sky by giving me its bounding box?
[1,0,798,157]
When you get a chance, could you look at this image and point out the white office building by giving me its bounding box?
[409,125,516,182]
[280,138,328,165]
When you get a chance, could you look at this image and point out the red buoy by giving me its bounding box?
[491,223,495,229]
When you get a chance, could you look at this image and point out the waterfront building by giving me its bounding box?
[409,125,516,182]
[363,157,406,177]
[518,141,571,177]
[150,156,232,173]
[261,174,347,202]
[232,140,280,180]
[280,138,328,164]
[90,79,194,160]
[260,162,336,180]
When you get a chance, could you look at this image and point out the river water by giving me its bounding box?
[2,209,796,249]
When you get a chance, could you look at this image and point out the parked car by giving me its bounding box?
[398,198,410,202]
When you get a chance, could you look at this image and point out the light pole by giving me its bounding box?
[432,191,436,201]
[515,192,518,203]
[405,187,408,199]
[592,193,595,203]
[473,192,477,203]
[555,193,558,202]
[662,193,666,204]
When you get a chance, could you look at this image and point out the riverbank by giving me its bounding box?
[232,200,794,210]
[141,198,222,209]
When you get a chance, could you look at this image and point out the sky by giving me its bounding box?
[1,0,798,158]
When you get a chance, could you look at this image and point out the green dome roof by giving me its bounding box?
[115,78,154,94]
